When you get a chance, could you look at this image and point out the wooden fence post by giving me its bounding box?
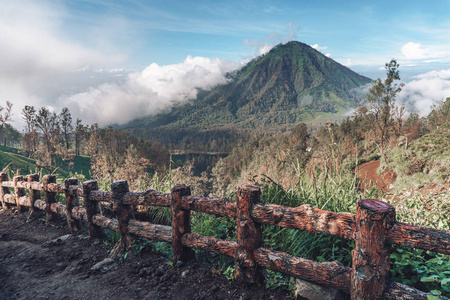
[13,176,25,213]
[235,184,264,283]
[83,180,104,239]
[171,184,195,262]
[26,174,41,220]
[111,180,133,258]
[42,175,57,222]
[0,172,10,210]
[65,178,80,232]
[351,199,395,300]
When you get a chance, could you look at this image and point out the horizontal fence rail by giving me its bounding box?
[0,172,448,300]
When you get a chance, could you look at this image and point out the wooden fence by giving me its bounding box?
[0,172,449,300]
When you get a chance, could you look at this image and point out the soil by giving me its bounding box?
[357,159,450,199]
[357,159,397,192]
[0,209,291,300]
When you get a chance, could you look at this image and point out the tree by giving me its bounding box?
[0,101,13,133]
[60,107,73,152]
[22,105,38,154]
[365,59,404,158]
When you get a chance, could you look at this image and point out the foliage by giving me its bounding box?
[365,59,405,157]
[382,124,450,190]
[116,41,372,151]
[390,247,450,297]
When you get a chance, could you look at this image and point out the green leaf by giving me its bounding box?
[421,276,440,283]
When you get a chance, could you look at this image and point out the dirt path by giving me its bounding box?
[0,209,290,300]
[357,159,396,192]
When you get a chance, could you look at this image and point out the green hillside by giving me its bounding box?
[0,145,91,179]
[119,41,372,150]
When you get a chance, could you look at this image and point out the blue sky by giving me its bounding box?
[1,0,450,126]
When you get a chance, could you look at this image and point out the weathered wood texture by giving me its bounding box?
[42,175,57,222]
[123,190,171,207]
[46,182,65,193]
[255,247,351,291]
[180,196,236,217]
[13,176,26,212]
[0,173,10,210]
[181,233,238,257]
[83,180,104,239]
[251,203,355,240]
[111,180,133,258]
[385,281,446,300]
[128,220,172,242]
[351,199,395,300]
[89,190,113,203]
[383,282,448,300]
[65,178,80,232]
[26,174,41,220]
[235,184,264,283]
[171,184,195,262]
[2,174,450,299]
[387,222,450,255]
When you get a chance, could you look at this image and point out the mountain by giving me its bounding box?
[119,41,372,151]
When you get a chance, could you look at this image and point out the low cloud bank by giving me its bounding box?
[65,56,240,125]
[398,69,450,116]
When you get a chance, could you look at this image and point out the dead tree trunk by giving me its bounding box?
[235,184,264,283]
[351,199,395,299]
[171,184,195,262]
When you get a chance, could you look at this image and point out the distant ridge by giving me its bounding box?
[118,41,372,151]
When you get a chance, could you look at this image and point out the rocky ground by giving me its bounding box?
[0,209,292,300]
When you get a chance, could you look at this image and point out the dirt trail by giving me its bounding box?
[357,159,396,192]
[0,209,290,300]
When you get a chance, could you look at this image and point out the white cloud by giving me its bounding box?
[401,42,448,61]
[398,69,450,116]
[0,1,123,128]
[64,56,241,125]
[311,44,328,51]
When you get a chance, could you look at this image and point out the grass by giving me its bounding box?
[384,124,450,190]
[0,146,91,179]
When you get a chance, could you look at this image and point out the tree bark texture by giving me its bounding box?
[385,281,446,300]
[13,176,26,212]
[181,233,237,258]
[89,191,113,204]
[387,222,450,255]
[128,219,172,242]
[235,184,264,283]
[26,174,41,220]
[42,175,57,222]
[351,199,395,300]
[0,172,10,210]
[255,247,351,292]
[123,190,171,207]
[111,180,133,258]
[83,180,104,239]
[65,178,80,232]
[251,203,355,240]
[171,184,195,262]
